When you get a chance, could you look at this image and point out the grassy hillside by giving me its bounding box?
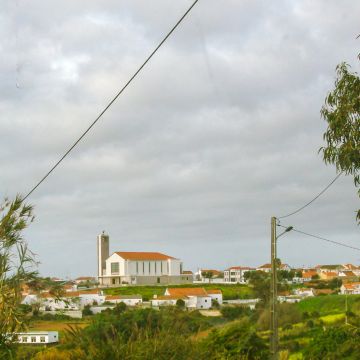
[103,283,254,300]
[296,294,360,315]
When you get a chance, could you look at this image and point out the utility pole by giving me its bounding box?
[345,293,348,325]
[270,216,278,359]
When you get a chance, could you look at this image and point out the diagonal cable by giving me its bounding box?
[278,172,342,219]
[23,0,199,201]
[278,223,360,251]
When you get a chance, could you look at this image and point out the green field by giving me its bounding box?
[103,283,254,300]
[296,294,360,315]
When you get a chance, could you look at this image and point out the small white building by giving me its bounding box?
[75,277,96,285]
[79,290,105,306]
[293,288,315,298]
[151,287,223,309]
[15,332,59,344]
[206,289,223,305]
[224,266,254,283]
[105,294,142,306]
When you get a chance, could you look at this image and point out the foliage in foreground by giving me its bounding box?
[19,306,268,360]
[0,196,36,356]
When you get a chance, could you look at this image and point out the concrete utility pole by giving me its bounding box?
[270,216,278,359]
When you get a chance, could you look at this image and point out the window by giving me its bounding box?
[22,337,28,343]
[112,278,116,285]
[40,337,46,343]
[31,337,36,343]
[111,262,119,274]
[143,262,145,274]
[167,262,169,274]
[149,262,151,274]
[205,299,207,302]
[161,262,163,274]
[155,262,157,273]
[157,277,160,284]
[136,262,139,274]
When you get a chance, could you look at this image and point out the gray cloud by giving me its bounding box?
[1,0,359,277]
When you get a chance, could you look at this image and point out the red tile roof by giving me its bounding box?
[226,266,253,271]
[201,269,221,275]
[105,295,141,300]
[258,264,272,269]
[115,252,176,260]
[167,288,208,297]
[340,271,356,277]
[76,277,95,281]
[156,295,186,300]
[79,289,101,295]
[206,289,222,294]
[303,271,318,279]
[322,271,337,278]
[343,264,359,270]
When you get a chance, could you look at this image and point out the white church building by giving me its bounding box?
[97,232,193,286]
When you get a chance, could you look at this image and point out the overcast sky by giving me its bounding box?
[1,0,359,278]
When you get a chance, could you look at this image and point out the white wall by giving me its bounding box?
[169,259,181,276]
[209,293,223,305]
[107,298,142,306]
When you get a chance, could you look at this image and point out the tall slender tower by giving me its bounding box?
[97,231,109,280]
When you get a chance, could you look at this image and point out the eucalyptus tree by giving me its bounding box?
[320,62,360,222]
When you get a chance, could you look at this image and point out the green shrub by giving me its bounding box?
[307,319,314,328]
[221,306,250,320]
[82,305,93,316]
[176,299,185,308]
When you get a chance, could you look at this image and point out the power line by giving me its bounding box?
[22,0,199,201]
[278,172,342,219]
[278,223,360,252]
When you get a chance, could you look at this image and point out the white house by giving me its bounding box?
[151,287,223,309]
[79,290,105,306]
[206,289,223,305]
[151,295,184,307]
[15,332,59,344]
[27,290,105,311]
[195,269,223,282]
[256,263,291,273]
[97,232,191,286]
[340,282,360,295]
[105,294,142,306]
[75,277,96,285]
[224,266,254,283]
[293,288,315,298]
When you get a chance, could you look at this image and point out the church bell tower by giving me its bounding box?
[97,231,109,280]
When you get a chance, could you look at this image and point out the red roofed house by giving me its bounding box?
[301,270,319,282]
[151,287,223,309]
[320,271,338,280]
[75,277,96,285]
[256,263,291,273]
[340,282,360,295]
[97,232,191,286]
